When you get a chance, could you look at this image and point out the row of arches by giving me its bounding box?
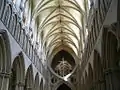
[9,55,44,90]
[80,29,120,90]
[0,0,44,74]
[0,30,44,90]
[81,51,104,90]
[102,29,120,90]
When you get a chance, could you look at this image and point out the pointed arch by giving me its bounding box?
[0,0,6,19]
[93,50,101,81]
[57,83,71,90]
[102,29,120,90]
[84,71,88,90]
[48,45,78,79]
[2,4,12,26]
[0,30,11,90]
[34,73,39,90]
[9,52,25,90]
[54,81,75,90]
[40,78,43,90]
[102,29,118,69]
[87,63,93,90]
[88,63,93,80]
[24,64,34,90]
[10,14,17,36]
[0,30,11,73]
[93,50,104,90]
[105,31,118,68]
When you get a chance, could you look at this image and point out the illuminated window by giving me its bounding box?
[55,57,72,77]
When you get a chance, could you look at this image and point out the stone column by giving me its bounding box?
[15,82,24,90]
[104,67,120,90]
[25,87,33,90]
[0,72,10,90]
[94,79,105,90]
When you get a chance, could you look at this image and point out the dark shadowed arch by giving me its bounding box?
[34,73,39,90]
[93,50,104,90]
[57,83,71,90]
[24,64,34,90]
[2,4,12,26]
[87,63,93,90]
[105,32,118,68]
[102,30,120,90]
[0,30,11,90]
[83,71,88,90]
[40,79,43,90]
[0,0,6,19]
[9,52,25,90]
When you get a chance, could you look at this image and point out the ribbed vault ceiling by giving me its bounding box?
[32,0,88,58]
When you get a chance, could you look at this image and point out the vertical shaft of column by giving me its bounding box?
[0,72,10,90]
[17,82,25,90]
[105,68,120,90]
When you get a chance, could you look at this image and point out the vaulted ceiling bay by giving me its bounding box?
[32,0,89,61]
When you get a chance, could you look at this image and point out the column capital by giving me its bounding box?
[16,82,25,87]
[104,67,120,75]
[0,72,11,78]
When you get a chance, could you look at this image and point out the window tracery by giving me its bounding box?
[55,57,72,77]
